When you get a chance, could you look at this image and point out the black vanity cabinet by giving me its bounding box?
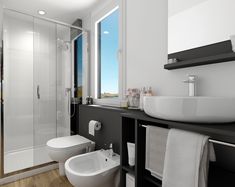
[120,110,235,187]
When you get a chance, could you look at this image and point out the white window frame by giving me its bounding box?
[91,0,126,107]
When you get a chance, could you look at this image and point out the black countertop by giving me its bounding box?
[81,105,235,143]
[120,109,235,143]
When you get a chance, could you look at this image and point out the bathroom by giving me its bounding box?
[0,0,235,186]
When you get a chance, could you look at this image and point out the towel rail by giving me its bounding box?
[141,124,235,148]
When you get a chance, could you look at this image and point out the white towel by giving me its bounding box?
[145,126,169,179]
[162,129,216,187]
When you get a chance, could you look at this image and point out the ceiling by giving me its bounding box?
[168,0,208,17]
[1,0,100,23]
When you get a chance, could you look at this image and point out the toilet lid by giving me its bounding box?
[47,135,92,149]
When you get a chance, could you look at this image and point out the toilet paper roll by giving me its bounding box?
[89,120,101,136]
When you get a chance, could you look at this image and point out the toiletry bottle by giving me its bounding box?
[120,100,128,108]
[146,87,153,96]
[139,87,145,111]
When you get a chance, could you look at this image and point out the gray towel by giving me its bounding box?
[145,125,169,179]
[162,129,216,187]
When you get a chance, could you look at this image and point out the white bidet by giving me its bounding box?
[65,150,120,187]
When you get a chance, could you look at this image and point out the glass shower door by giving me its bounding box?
[2,9,74,174]
[3,10,34,173]
[33,18,57,165]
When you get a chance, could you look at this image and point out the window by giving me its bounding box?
[74,34,83,102]
[97,8,119,99]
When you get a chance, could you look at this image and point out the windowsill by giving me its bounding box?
[94,98,121,107]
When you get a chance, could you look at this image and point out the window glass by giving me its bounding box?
[74,35,83,100]
[98,9,119,99]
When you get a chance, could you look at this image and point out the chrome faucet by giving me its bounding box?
[108,143,114,157]
[183,75,197,96]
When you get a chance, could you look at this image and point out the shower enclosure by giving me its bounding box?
[1,9,84,175]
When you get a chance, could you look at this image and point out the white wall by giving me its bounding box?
[168,0,235,53]
[84,0,235,98]
[125,0,235,97]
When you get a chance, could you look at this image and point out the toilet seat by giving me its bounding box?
[46,135,95,176]
[47,135,92,151]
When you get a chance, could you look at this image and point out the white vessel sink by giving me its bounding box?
[143,96,235,123]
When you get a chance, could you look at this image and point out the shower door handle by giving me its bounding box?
[37,85,40,99]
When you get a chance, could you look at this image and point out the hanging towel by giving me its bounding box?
[162,129,216,187]
[145,125,169,180]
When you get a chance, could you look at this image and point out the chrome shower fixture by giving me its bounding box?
[57,38,70,51]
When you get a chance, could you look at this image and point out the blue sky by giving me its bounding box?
[100,9,119,94]
[77,35,83,87]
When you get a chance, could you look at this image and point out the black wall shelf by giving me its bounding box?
[144,175,162,187]
[165,52,235,70]
[122,165,135,175]
[166,40,235,70]
[120,110,235,187]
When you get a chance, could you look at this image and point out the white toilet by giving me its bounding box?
[47,135,95,176]
[65,150,120,187]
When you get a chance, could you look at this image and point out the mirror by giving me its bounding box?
[168,0,235,54]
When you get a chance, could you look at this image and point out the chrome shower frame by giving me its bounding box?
[0,8,87,178]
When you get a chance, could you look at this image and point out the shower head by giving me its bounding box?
[57,38,70,51]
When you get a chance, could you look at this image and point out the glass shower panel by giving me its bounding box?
[33,18,57,165]
[2,9,79,174]
[3,10,34,173]
[56,25,71,137]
